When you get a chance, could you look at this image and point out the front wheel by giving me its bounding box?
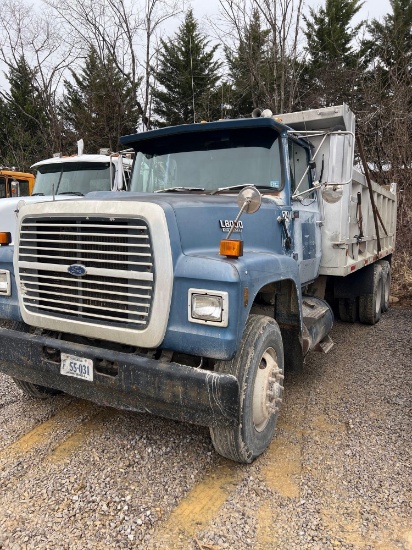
[5,321,62,399]
[13,378,61,399]
[210,315,284,463]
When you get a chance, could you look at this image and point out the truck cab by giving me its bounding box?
[0,168,35,198]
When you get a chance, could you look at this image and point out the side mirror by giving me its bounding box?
[220,186,262,258]
[237,185,261,214]
[11,180,20,197]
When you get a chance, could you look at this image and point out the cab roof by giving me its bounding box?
[31,154,132,169]
[120,117,287,147]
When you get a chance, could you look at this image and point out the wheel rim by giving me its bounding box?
[252,347,283,432]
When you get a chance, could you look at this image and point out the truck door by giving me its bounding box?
[288,139,322,284]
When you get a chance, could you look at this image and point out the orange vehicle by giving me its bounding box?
[0,167,35,198]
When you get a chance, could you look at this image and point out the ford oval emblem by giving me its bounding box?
[67,264,87,277]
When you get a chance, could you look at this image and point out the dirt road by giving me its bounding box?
[0,306,411,549]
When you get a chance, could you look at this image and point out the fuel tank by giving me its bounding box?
[301,297,334,354]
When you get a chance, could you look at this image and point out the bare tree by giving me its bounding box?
[0,0,76,153]
[44,0,183,130]
[214,0,304,114]
[254,0,304,112]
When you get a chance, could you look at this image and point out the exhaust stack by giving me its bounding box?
[252,108,273,119]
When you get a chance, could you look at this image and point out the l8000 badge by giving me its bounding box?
[219,220,243,232]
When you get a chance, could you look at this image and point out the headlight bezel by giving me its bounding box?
[188,289,229,327]
[0,270,11,296]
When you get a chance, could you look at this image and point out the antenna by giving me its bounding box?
[189,35,195,123]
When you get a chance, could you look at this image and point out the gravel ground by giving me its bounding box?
[0,305,410,549]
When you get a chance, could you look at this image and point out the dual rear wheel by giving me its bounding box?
[338,260,391,325]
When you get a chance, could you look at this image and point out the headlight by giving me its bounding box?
[0,270,11,296]
[188,289,228,326]
[192,294,223,321]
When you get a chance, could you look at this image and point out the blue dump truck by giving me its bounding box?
[0,105,397,463]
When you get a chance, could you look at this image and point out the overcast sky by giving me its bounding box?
[190,0,392,24]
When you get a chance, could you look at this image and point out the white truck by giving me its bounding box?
[0,105,397,463]
[0,146,132,320]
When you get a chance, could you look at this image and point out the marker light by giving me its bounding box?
[220,239,243,258]
[0,232,11,245]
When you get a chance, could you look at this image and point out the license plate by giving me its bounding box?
[61,353,93,381]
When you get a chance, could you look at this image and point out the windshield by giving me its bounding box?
[130,127,282,193]
[33,162,113,195]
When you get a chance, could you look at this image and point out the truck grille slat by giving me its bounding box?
[19,253,152,267]
[20,272,152,291]
[19,216,155,329]
[27,303,147,325]
[23,287,151,309]
[23,295,149,316]
[23,279,151,299]
[22,223,148,230]
[21,231,149,240]
[20,238,150,248]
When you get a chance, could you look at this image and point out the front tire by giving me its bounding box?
[210,315,284,463]
[5,321,62,399]
[13,378,61,399]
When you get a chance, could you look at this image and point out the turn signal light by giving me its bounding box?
[0,232,11,245]
[220,239,243,258]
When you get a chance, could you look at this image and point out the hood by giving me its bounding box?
[80,191,287,258]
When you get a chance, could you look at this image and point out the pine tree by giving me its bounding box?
[0,57,49,169]
[363,0,412,83]
[61,47,139,153]
[300,0,364,107]
[152,9,222,126]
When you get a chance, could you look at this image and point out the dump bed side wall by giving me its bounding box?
[319,171,396,276]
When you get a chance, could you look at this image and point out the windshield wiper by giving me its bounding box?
[211,184,280,195]
[31,193,45,196]
[57,192,85,196]
[155,187,205,193]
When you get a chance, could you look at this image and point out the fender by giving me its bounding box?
[162,250,302,362]
[0,245,22,321]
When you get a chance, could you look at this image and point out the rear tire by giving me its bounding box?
[377,260,391,312]
[359,263,383,325]
[338,298,358,323]
[210,315,284,463]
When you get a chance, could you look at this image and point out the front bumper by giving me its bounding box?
[0,328,239,427]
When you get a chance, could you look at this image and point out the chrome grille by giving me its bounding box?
[18,217,154,329]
